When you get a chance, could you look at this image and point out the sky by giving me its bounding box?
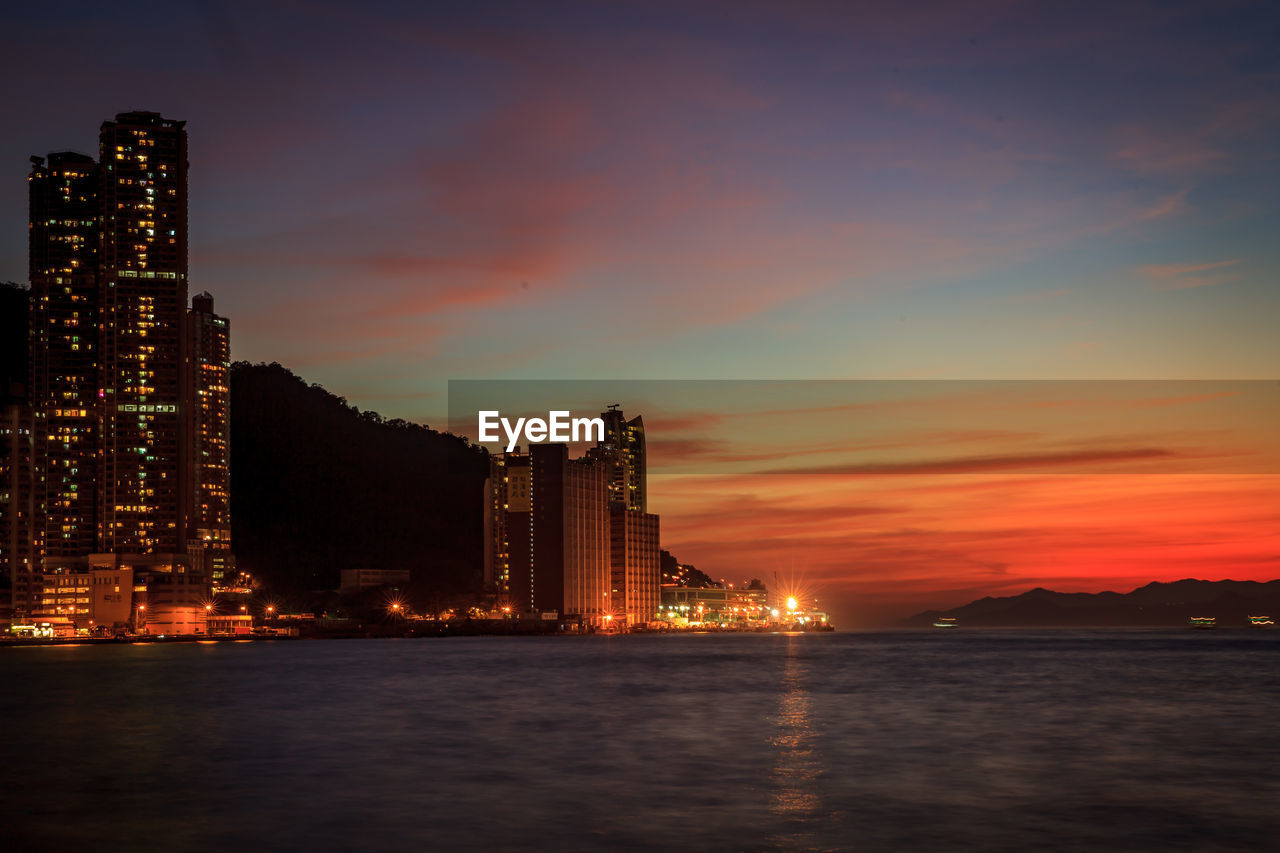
[3,0,1278,624]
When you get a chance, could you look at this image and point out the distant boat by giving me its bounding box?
[1247,615,1274,627]
[933,617,958,629]
[1189,616,1216,629]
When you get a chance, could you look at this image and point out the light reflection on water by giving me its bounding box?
[770,634,822,849]
[1,630,1278,852]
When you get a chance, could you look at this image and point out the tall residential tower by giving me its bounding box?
[484,406,659,626]
[96,111,189,556]
[28,152,99,564]
[184,292,233,583]
[16,111,230,627]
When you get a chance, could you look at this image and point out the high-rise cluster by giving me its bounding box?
[484,407,659,627]
[0,111,232,632]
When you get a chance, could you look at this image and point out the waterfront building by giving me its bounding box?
[0,284,38,620]
[592,407,658,625]
[483,449,530,594]
[184,292,233,584]
[17,112,232,621]
[28,153,99,566]
[609,506,660,626]
[36,569,92,625]
[1,400,39,619]
[660,586,770,626]
[96,111,190,556]
[587,405,646,512]
[206,611,253,635]
[528,443,610,624]
[484,406,659,626]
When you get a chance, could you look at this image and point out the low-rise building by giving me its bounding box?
[659,586,769,626]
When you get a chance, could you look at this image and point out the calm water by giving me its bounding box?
[2,630,1278,852]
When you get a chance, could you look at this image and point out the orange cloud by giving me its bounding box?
[654,472,1280,626]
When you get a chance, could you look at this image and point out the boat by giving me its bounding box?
[932,617,958,629]
[1247,615,1274,627]
[1188,616,1216,629]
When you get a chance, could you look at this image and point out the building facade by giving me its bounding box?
[609,506,660,625]
[0,404,39,616]
[28,152,99,565]
[9,112,232,629]
[96,111,190,556]
[184,292,232,583]
[1,283,38,617]
[530,443,610,624]
[588,406,647,512]
[483,406,659,627]
[483,449,530,595]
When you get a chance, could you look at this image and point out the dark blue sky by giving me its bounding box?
[4,1,1277,416]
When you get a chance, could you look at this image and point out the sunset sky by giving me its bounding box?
[4,1,1278,624]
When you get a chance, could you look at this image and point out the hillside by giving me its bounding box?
[904,579,1280,627]
[230,362,489,595]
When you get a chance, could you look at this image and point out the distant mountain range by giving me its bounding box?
[903,579,1280,627]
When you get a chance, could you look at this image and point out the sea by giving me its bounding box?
[2,630,1277,852]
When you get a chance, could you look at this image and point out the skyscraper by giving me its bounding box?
[530,443,610,623]
[483,405,659,626]
[1,283,38,617]
[28,152,99,563]
[483,449,530,597]
[185,292,232,583]
[95,111,189,555]
[588,405,646,512]
[17,112,231,631]
[591,406,658,625]
[609,505,659,626]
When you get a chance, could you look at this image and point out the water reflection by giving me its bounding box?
[769,634,823,848]
[3,632,1277,851]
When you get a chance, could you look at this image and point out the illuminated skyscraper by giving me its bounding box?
[590,406,658,625]
[588,405,646,512]
[17,112,229,628]
[96,111,189,555]
[28,152,99,562]
[484,449,530,596]
[609,506,659,626]
[1,283,38,617]
[184,292,232,583]
[484,406,658,625]
[529,444,610,623]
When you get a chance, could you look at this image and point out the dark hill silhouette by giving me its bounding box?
[904,579,1280,627]
[230,362,489,595]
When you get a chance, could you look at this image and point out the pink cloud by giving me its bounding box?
[1139,259,1241,291]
